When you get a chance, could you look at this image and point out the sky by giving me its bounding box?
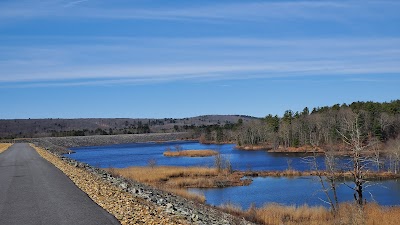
[0,0,399,119]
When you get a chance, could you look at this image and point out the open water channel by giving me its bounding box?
[69,141,400,208]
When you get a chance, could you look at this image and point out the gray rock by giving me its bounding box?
[119,182,128,189]
[166,203,174,209]
[191,214,199,222]
[157,198,164,204]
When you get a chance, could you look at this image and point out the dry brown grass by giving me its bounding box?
[220,202,400,225]
[362,203,400,225]
[163,149,218,157]
[107,166,219,203]
[0,143,12,154]
[254,204,331,225]
[109,166,219,184]
[166,188,206,203]
[107,166,252,203]
[108,166,250,188]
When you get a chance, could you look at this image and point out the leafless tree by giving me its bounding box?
[387,137,400,174]
[174,145,183,152]
[214,153,223,172]
[370,137,383,172]
[214,152,232,174]
[337,113,374,206]
[304,148,339,212]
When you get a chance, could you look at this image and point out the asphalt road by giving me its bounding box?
[0,143,120,225]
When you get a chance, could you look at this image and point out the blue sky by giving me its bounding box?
[0,0,399,119]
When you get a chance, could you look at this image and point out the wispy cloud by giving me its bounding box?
[1,59,399,88]
[1,36,399,87]
[1,0,399,22]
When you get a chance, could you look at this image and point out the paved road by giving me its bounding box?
[0,143,120,225]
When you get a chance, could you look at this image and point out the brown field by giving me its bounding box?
[220,202,400,225]
[108,166,251,203]
[163,149,218,157]
[0,143,12,154]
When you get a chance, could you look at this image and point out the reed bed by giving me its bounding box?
[107,166,220,203]
[109,166,219,184]
[220,202,400,225]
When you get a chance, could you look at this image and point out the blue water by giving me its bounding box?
[69,141,325,171]
[190,177,400,209]
[69,141,400,208]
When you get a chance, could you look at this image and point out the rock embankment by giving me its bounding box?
[33,143,254,225]
[24,132,192,154]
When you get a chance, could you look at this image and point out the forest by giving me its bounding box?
[197,100,400,149]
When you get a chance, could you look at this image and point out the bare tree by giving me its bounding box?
[214,152,232,174]
[214,153,223,172]
[174,145,183,152]
[337,113,373,206]
[371,137,383,172]
[387,137,400,174]
[304,149,339,212]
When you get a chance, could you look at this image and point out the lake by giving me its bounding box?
[69,141,400,208]
[69,141,325,171]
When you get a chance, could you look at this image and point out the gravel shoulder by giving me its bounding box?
[0,143,12,154]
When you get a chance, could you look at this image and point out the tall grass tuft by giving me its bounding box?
[220,202,400,225]
[107,166,215,203]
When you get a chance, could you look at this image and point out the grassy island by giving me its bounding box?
[108,166,250,203]
[163,149,218,157]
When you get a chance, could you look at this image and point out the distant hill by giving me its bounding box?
[0,115,258,139]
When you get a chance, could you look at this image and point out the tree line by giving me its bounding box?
[197,100,400,148]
